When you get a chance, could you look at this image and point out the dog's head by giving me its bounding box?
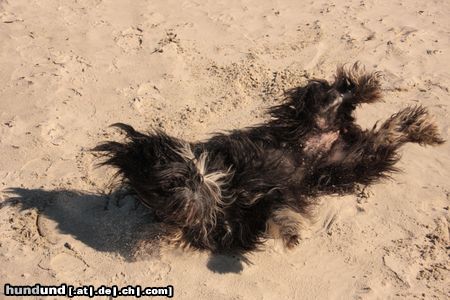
[287,79,331,113]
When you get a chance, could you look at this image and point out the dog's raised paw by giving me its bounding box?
[399,106,445,145]
[334,62,382,104]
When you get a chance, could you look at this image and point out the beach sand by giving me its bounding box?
[0,0,449,298]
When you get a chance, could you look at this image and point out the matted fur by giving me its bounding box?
[94,63,444,254]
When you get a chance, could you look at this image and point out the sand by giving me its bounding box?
[0,0,449,299]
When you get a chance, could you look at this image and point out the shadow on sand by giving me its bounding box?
[3,187,246,273]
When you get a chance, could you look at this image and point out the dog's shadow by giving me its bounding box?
[207,253,249,274]
[3,188,245,273]
[3,188,163,260]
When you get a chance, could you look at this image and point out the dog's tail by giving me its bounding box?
[93,123,233,250]
[93,123,185,186]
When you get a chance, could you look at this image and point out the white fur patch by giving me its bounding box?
[175,143,232,206]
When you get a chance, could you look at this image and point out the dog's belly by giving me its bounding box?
[303,131,340,155]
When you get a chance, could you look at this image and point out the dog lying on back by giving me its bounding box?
[94,64,444,253]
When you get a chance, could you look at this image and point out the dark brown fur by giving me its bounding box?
[94,63,444,253]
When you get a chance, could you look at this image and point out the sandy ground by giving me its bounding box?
[1,0,449,299]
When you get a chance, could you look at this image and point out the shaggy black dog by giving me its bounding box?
[94,64,444,253]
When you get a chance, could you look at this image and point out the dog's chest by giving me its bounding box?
[303,131,340,156]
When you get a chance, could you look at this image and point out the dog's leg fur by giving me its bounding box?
[334,62,382,105]
[308,105,444,191]
[268,206,304,249]
[372,105,444,146]
[333,63,383,128]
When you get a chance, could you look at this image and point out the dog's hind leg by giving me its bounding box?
[309,105,444,191]
[267,206,304,249]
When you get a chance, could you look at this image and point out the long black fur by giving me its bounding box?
[94,63,444,253]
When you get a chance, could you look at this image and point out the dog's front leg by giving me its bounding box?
[370,105,444,147]
[308,105,444,191]
[334,63,382,105]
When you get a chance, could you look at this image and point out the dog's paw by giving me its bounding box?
[397,106,445,145]
[334,63,382,104]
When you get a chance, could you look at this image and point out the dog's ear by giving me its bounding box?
[333,63,382,104]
